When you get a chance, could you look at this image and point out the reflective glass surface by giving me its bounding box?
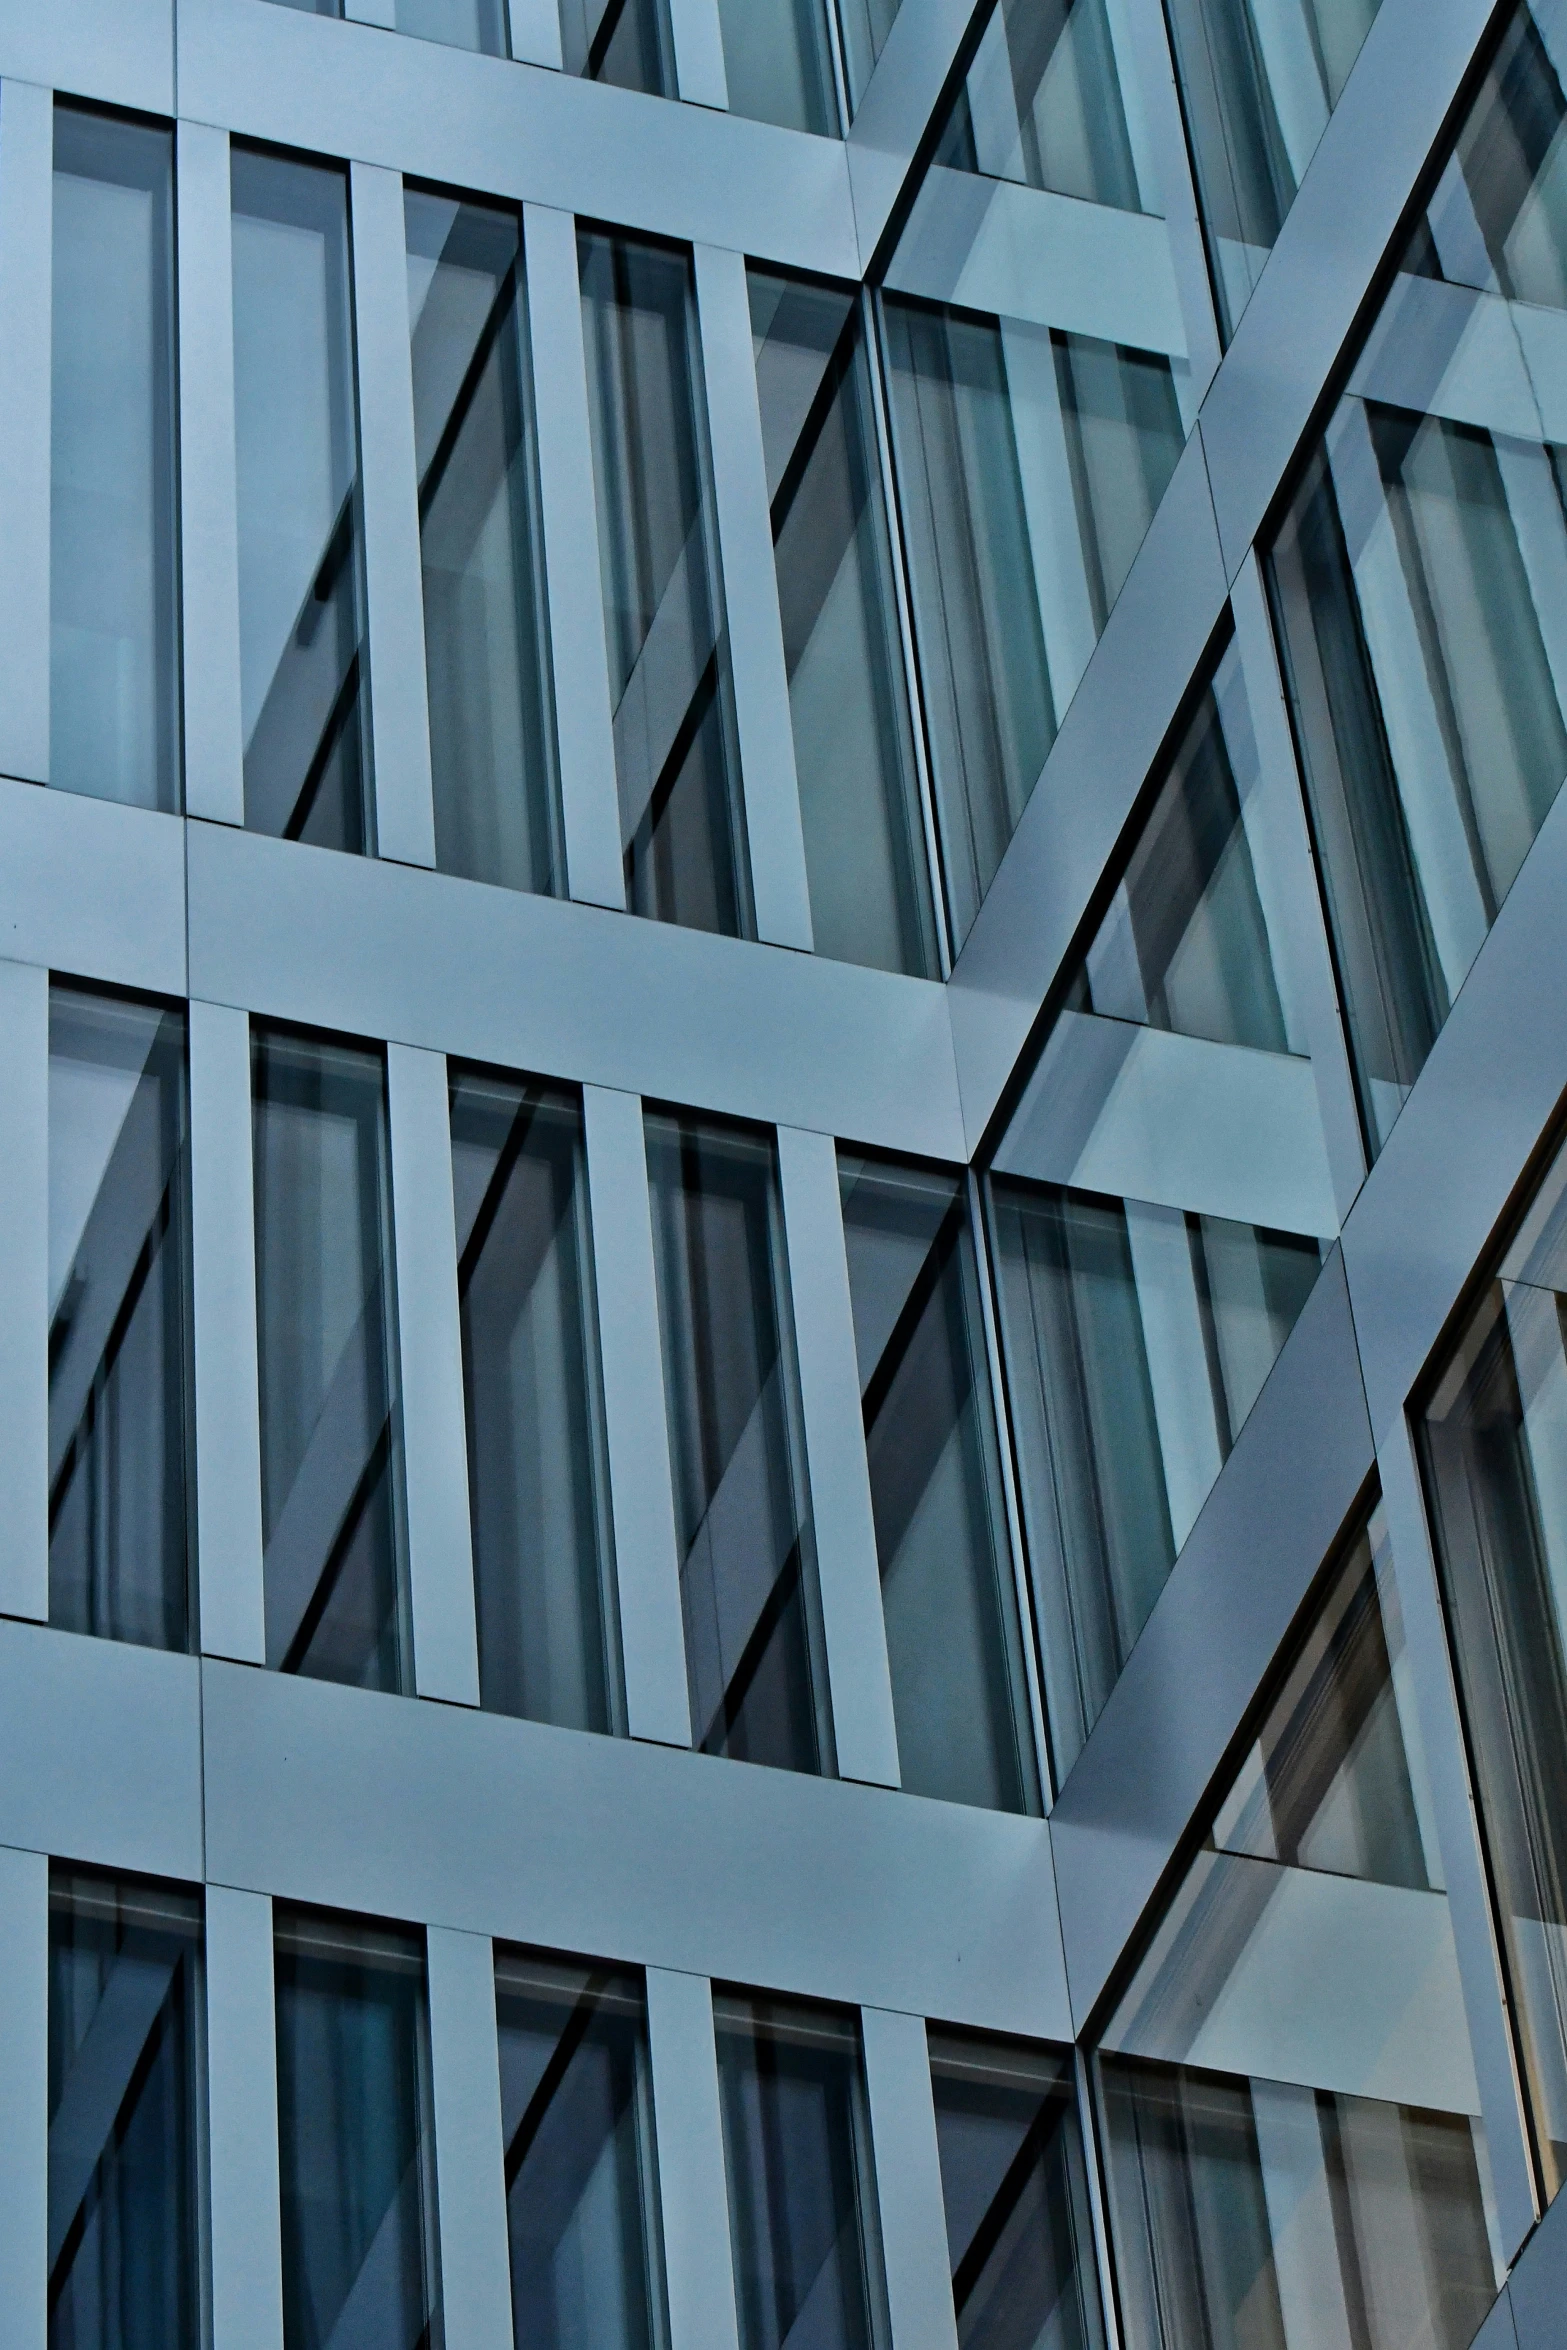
[232,148,372,850]
[717,0,839,133]
[1422,1123,1567,2204]
[992,1180,1321,1778]
[839,0,903,111]
[645,1110,831,1773]
[933,0,1145,210]
[1167,0,1383,341]
[396,0,508,49]
[715,1991,885,2350]
[49,987,192,1654]
[407,190,562,894]
[51,106,177,812]
[275,1908,441,2350]
[928,2031,1105,2350]
[451,1067,616,1732]
[49,1870,201,2350]
[1268,0,1567,1158]
[839,1153,1037,1812]
[580,229,750,934]
[1100,1508,1499,2350]
[495,1950,664,2350]
[748,270,936,976]
[253,1027,407,1693]
[559,0,676,90]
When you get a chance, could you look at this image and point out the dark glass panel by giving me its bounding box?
[48,1870,201,2350]
[51,106,178,811]
[232,149,372,852]
[495,1950,663,2350]
[645,1110,830,1774]
[49,986,192,1653]
[252,1026,407,1693]
[275,1908,441,2350]
[934,0,1141,211]
[406,191,562,894]
[450,1067,616,1731]
[839,1154,1036,1812]
[559,0,676,92]
[717,0,838,134]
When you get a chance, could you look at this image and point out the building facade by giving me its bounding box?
[7,0,1567,2345]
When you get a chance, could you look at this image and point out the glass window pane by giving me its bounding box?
[991,1179,1322,1779]
[48,1869,202,2350]
[839,0,902,113]
[932,0,1143,211]
[927,2031,1105,2350]
[747,269,937,977]
[232,148,372,852]
[252,1026,407,1693]
[578,228,751,936]
[406,189,562,894]
[645,1110,831,1773]
[1421,1126,1567,2204]
[717,0,838,133]
[838,1153,1037,1812]
[1098,1507,1499,2350]
[715,1991,885,2350]
[495,1949,664,2350]
[49,985,191,1654]
[451,1067,617,1732]
[559,0,675,91]
[275,1908,441,2350]
[396,0,508,49]
[51,105,178,812]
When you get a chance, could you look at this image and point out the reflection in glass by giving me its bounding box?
[396,0,508,49]
[1099,1508,1498,2350]
[933,0,1143,211]
[1422,1127,1567,2203]
[232,149,372,850]
[645,1110,830,1773]
[275,1908,441,2350]
[50,987,192,1653]
[717,0,838,133]
[406,191,562,894]
[495,1950,664,2350]
[839,1154,1036,1812]
[839,0,902,111]
[928,2031,1105,2350]
[580,229,749,934]
[747,270,936,976]
[49,1869,201,2350]
[883,297,1182,946]
[451,1068,616,1731]
[1166,0,1382,340]
[51,106,177,812]
[991,1179,1321,1778]
[253,1027,407,1693]
[559,0,675,90]
[1268,3,1567,1159]
[715,1992,885,2350]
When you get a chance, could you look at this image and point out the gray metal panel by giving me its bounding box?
[1114,0,1220,408]
[199,1659,1071,2035]
[0,1622,203,1881]
[582,1083,691,1750]
[176,0,861,278]
[947,430,1228,1152]
[644,1967,742,2350]
[671,0,728,109]
[425,1925,515,2350]
[189,997,267,1667]
[1342,778,1567,1449]
[845,0,973,265]
[177,121,246,828]
[0,959,47,1623]
[693,242,813,953]
[0,78,51,788]
[507,0,564,71]
[1199,0,1499,578]
[1472,2289,1519,2350]
[184,821,969,1157]
[860,2006,959,2350]
[775,1127,900,1790]
[387,1044,480,1710]
[522,200,625,914]
[351,160,438,870]
[0,0,172,117]
[1048,1249,1374,2025]
[205,1884,286,2350]
[0,784,186,997]
[1509,2185,1567,2349]
[0,1845,46,2350]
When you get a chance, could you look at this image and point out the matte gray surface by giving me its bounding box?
[646,1968,743,2350]
[0,0,174,114]
[425,1925,515,2350]
[0,1849,46,2350]
[861,2005,961,2350]
[205,1885,286,2350]
[1509,2183,1567,2348]
[0,961,47,1624]
[0,79,52,792]
[177,120,246,828]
